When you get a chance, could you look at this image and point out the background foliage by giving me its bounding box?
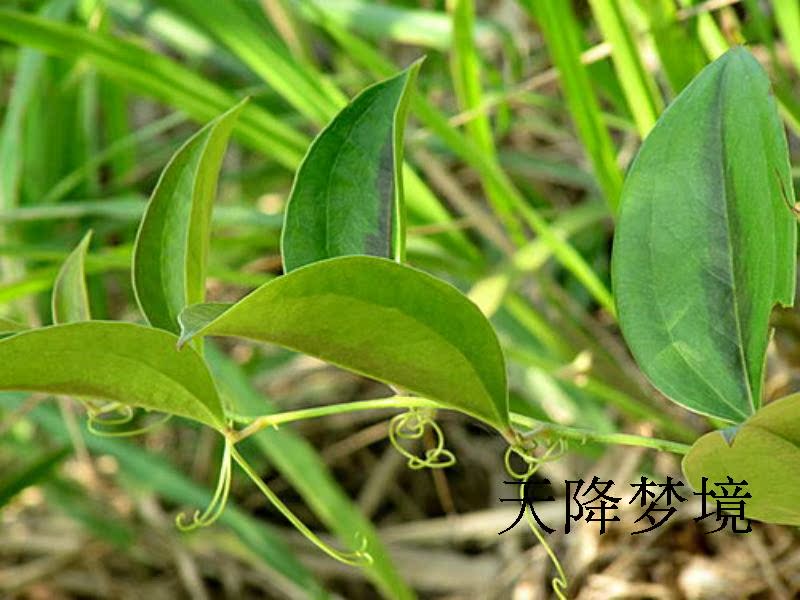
[1,0,800,598]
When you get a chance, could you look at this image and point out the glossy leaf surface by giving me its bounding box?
[180,256,509,428]
[0,322,225,430]
[281,63,420,271]
[133,99,246,332]
[682,393,800,525]
[612,47,796,422]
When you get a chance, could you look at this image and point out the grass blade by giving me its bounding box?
[449,0,524,243]
[0,445,71,509]
[155,0,345,123]
[293,0,501,51]
[520,0,624,213]
[0,9,307,168]
[636,0,706,94]
[773,0,800,73]
[587,0,663,136]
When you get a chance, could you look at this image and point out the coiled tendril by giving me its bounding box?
[86,403,172,437]
[176,437,233,531]
[87,402,134,425]
[504,438,569,600]
[389,408,455,470]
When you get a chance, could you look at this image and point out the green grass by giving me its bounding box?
[0,2,798,598]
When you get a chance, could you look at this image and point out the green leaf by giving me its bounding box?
[180,256,509,429]
[0,322,225,430]
[682,393,800,526]
[303,14,615,312]
[51,230,92,324]
[612,47,796,423]
[133,99,246,333]
[281,63,420,272]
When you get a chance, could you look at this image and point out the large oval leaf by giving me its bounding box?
[179,256,509,429]
[682,393,800,525]
[133,99,247,333]
[0,322,225,430]
[280,62,421,272]
[612,47,796,422]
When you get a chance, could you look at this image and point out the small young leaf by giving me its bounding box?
[682,393,800,526]
[0,322,225,430]
[133,99,247,333]
[612,47,796,422]
[51,230,92,324]
[180,256,509,429]
[281,61,421,272]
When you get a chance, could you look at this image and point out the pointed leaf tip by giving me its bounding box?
[280,65,420,271]
[133,99,247,333]
[52,230,93,325]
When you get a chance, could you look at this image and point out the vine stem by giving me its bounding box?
[229,396,439,443]
[230,446,372,566]
[510,413,691,455]
[228,395,691,455]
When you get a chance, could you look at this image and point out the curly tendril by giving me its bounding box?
[88,402,134,426]
[503,438,567,480]
[86,404,172,437]
[176,437,233,531]
[504,439,569,600]
[389,408,455,470]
